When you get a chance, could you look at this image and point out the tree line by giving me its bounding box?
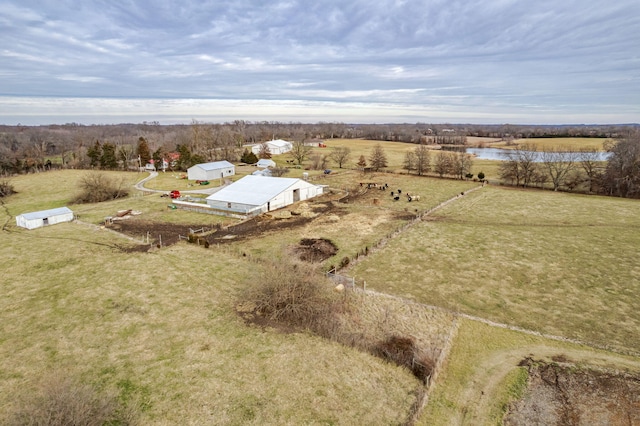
[497,130,640,197]
[0,121,638,198]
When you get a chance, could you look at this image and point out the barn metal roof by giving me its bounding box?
[192,160,234,171]
[19,207,73,221]
[206,175,304,206]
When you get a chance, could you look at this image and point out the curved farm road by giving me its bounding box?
[134,171,159,191]
[451,342,640,425]
[133,171,226,195]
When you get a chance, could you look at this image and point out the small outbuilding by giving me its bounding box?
[205,175,324,216]
[255,158,276,168]
[16,207,74,230]
[187,160,235,181]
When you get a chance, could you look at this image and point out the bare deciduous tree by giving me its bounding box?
[602,130,640,198]
[452,153,473,180]
[257,143,272,159]
[403,150,416,173]
[579,148,605,193]
[414,144,431,176]
[540,149,578,191]
[289,140,312,165]
[434,151,454,177]
[329,146,351,168]
[309,153,329,170]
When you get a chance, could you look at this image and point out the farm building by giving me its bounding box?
[187,161,235,181]
[256,158,276,168]
[251,139,293,155]
[205,175,324,216]
[15,207,74,230]
[252,168,272,177]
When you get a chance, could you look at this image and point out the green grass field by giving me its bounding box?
[350,185,640,354]
[2,150,639,423]
[494,137,609,151]
[1,175,425,424]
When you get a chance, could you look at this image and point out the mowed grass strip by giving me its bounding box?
[0,223,420,424]
[350,185,640,354]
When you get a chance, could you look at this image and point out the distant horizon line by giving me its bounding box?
[0,95,637,127]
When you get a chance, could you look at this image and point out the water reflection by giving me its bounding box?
[465,147,611,162]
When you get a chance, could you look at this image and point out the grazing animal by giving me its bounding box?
[390,191,394,197]
[393,196,400,201]
[397,189,402,194]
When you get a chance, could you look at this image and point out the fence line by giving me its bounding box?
[326,269,355,287]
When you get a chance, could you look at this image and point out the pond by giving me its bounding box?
[465,147,611,162]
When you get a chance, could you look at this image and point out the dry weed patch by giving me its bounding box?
[238,257,456,383]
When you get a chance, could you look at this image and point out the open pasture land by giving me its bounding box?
[350,185,640,355]
[0,174,438,424]
[315,138,427,170]
[494,137,609,151]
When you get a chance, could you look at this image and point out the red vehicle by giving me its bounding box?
[170,190,181,199]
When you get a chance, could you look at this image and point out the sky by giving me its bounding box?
[1,0,639,125]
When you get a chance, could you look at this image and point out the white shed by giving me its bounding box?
[16,207,74,230]
[255,158,276,168]
[251,139,293,155]
[205,175,324,216]
[187,161,235,181]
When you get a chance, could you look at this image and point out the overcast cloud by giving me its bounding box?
[1,0,638,124]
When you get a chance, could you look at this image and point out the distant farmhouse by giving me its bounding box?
[204,175,323,216]
[251,139,293,156]
[187,161,235,181]
[16,207,74,230]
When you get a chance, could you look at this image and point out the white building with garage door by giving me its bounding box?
[205,175,324,216]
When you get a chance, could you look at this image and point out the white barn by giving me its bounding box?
[251,139,293,155]
[16,207,74,230]
[205,175,323,216]
[187,161,235,181]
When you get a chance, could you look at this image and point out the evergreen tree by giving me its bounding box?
[241,148,259,164]
[87,140,101,168]
[137,137,151,166]
[100,142,118,169]
[369,144,388,171]
[176,144,192,170]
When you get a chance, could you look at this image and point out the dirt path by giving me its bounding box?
[453,343,640,425]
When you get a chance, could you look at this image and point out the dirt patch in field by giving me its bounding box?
[504,357,640,425]
[293,238,339,262]
[206,201,343,245]
[106,201,346,250]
